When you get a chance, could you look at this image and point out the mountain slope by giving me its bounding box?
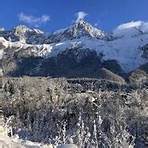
[0,20,148,78]
[46,19,111,43]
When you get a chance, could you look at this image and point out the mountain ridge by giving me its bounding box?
[0,19,148,79]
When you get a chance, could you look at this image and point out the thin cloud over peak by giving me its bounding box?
[75,11,88,22]
[18,12,50,27]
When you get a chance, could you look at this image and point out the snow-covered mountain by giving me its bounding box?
[46,19,112,43]
[0,19,148,77]
[0,25,46,44]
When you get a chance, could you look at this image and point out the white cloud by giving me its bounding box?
[113,21,148,36]
[76,11,88,22]
[116,21,143,30]
[18,12,50,27]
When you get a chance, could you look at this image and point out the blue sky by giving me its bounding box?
[0,0,148,32]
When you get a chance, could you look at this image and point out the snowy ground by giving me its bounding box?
[0,135,78,148]
[0,135,51,148]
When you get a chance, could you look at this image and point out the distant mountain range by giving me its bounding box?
[0,19,147,83]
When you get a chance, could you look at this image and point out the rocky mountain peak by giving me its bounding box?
[13,25,45,43]
[70,19,107,39]
[0,25,46,44]
[47,19,110,43]
[14,25,44,35]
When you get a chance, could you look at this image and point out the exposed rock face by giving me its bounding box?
[1,44,126,81]
[1,45,126,85]
[0,77,147,147]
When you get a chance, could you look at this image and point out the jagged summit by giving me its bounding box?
[47,19,110,43]
[0,25,46,44]
[69,19,107,38]
[14,25,44,35]
[13,25,45,43]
